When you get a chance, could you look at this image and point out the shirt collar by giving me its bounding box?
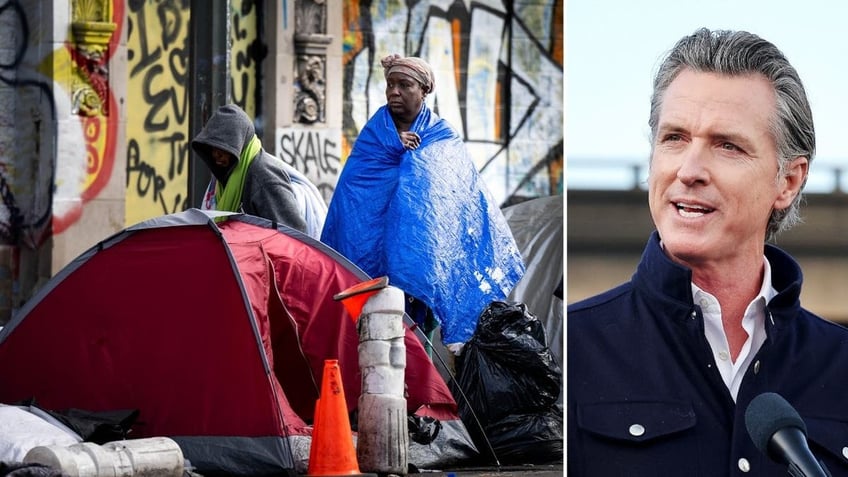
[655,239,778,307]
[691,255,778,311]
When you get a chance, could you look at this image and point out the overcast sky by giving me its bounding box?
[566,1,848,190]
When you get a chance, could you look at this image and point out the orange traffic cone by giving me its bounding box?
[307,360,374,477]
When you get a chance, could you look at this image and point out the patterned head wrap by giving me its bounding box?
[381,54,435,95]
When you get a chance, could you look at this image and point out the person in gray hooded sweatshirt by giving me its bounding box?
[191,104,307,233]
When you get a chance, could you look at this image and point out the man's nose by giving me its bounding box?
[676,143,710,185]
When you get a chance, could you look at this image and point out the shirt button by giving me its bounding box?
[754,360,761,374]
[842,446,848,459]
[718,350,729,361]
[738,457,750,472]
[629,424,645,437]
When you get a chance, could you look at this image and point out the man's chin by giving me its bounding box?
[659,234,710,263]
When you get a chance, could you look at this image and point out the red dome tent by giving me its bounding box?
[0,209,476,475]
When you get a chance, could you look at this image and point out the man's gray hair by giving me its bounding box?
[648,28,815,241]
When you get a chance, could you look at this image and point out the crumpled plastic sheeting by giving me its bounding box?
[503,196,563,395]
[407,418,479,470]
[321,104,524,344]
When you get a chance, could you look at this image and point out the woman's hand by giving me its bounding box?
[399,131,421,150]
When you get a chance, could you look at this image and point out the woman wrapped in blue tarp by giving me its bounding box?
[321,53,524,352]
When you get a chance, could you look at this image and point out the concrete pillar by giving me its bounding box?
[265,0,344,203]
[52,0,129,276]
[188,0,232,209]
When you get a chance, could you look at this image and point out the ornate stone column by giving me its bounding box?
[293,0,332,124]
[70,0,118,116]
[270,0,343,204]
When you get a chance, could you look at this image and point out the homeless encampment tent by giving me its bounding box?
[0,209,477,475]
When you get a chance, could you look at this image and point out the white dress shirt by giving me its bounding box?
[692,257,776,401]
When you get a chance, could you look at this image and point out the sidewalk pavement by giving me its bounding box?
[414,463,564,476]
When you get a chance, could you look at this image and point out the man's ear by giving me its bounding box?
[775,156,809,210]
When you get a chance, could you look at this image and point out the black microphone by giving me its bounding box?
[745,392,830,477]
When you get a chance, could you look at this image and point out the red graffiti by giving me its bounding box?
[53,1,125,234]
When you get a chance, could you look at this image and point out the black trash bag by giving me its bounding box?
[14,398,140,445]
[486,410,563,465]
[451,301,563,464]
[46,408,140,444]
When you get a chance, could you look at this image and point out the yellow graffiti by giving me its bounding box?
[125,0,191,225]
[231,0,259,117]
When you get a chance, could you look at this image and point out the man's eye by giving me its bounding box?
[663,134,682,142]
[721,142,740,151]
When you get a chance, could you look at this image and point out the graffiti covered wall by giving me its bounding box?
[1,0,124,241]
[230,0,263,123]
[275,126,342,202]
[0,0,125,318]
[125,0,191,225]
[126,0,262,225]
[342,0,563,205]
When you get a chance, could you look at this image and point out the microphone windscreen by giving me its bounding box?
[745,392,808,454]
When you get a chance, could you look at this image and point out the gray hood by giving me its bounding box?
[191,104,255,183]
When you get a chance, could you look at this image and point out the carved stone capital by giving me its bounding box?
[292,0,331,124]
[294,34,333,55]
[294,54,327,124]
[70,0,117,117]
[295,0,326,36]
[71,20,116,46]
